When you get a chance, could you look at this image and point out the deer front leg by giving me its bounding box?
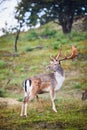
[50,87,57,112]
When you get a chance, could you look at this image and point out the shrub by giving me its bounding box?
[41,27,57,38]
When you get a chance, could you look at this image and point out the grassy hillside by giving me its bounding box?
[0,22,87,130]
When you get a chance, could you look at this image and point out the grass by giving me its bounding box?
[0,99,87,130]
[0,88,6,97]
[0,22,87,130]
[0,59,6,68]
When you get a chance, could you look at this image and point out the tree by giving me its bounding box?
[15,0,87,34]
[13,20,23,52]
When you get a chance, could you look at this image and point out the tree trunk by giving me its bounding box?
[14,30,20,52]
[62,18,73,34]
[58,0,74,34]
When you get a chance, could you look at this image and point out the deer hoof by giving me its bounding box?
[24,114,27,117]
[53,108,57,113]
[20,114,23,117]
[20,114,27,117]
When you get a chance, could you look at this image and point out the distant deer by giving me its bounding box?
[20,45,78,117]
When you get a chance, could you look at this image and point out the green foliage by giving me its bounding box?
[0,22,87,130]
[0,88,6,97]
[50,30,87,50]
[17,97,23,102]
[73,82,82,89]
[70,30,87,42]
[0,25,87,98]
[25,47,33,52]
[56,33,69,44]
[0,99,87,130]
[28,30,38,41]
[51,42,61,50]
[0,60,6,68]
[41,27,57,38]
[26,27,57,41]
[15,0,87,33]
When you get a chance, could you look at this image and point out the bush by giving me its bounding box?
[41,27,57,38]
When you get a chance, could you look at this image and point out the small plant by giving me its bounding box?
[0,60,6,68]
[0,88,6,97]
[51,42,61,50]
[73,82,82,89]
[25,47,33,52]
[17,97,23,102]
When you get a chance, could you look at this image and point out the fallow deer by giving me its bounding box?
[20,45,78,117]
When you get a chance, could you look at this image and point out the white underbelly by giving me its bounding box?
[42,87,50,92]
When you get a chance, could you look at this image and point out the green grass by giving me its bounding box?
[0,60,6,68]
[0,99,87,130]
[0,22,87,130]
[0,25,86,95]
[0,88,6,97]
[0,24,87,93]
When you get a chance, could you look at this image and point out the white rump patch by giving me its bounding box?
[23,79,33,96]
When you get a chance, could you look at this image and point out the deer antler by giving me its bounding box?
[55,48,62,60]
[50,56,55,61]
[59,45,78,61]
[50,48,62,61]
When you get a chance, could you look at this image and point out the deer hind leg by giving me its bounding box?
[50,87,57,112]
[21,85,38,117]
[20,93,36,117]
[20,95,29,117]
[20,79,31,117]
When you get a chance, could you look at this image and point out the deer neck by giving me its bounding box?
[54,68,65,91]
[54,66,64,77]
